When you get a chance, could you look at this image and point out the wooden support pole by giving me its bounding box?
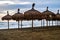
[8,20,9,29]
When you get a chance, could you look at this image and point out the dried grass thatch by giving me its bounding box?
[24,8,42,20]
[12,9,24,21]
[2,11,12,20]
[55,10,60,20]
[42,7,56,20]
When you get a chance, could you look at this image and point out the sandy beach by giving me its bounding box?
[0,26,60,40]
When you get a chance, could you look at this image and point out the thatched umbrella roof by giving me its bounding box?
[2,11,12,29]
[24,3,42,20]
[56,10,60,20]
[42,7,56,20]
[2,11,12,20]
[12,9,24,21]
[12,8,24,29]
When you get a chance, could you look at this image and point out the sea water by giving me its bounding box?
[0,20,59,29]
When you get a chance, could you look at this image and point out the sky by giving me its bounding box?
[0,0,60,21]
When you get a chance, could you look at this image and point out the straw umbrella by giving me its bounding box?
[12,9,24,29]
[56,10,60,26]
[42,7,56,26]
[2,11,12,29]
[24,3,42,30]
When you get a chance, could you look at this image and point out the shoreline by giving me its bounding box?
[0,25,60,31]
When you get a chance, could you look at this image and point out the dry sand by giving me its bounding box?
[0,26,60,40]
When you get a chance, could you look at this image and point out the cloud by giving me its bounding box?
[0,1,32,5]
[0,0,60,13]
[0,1,14,4]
